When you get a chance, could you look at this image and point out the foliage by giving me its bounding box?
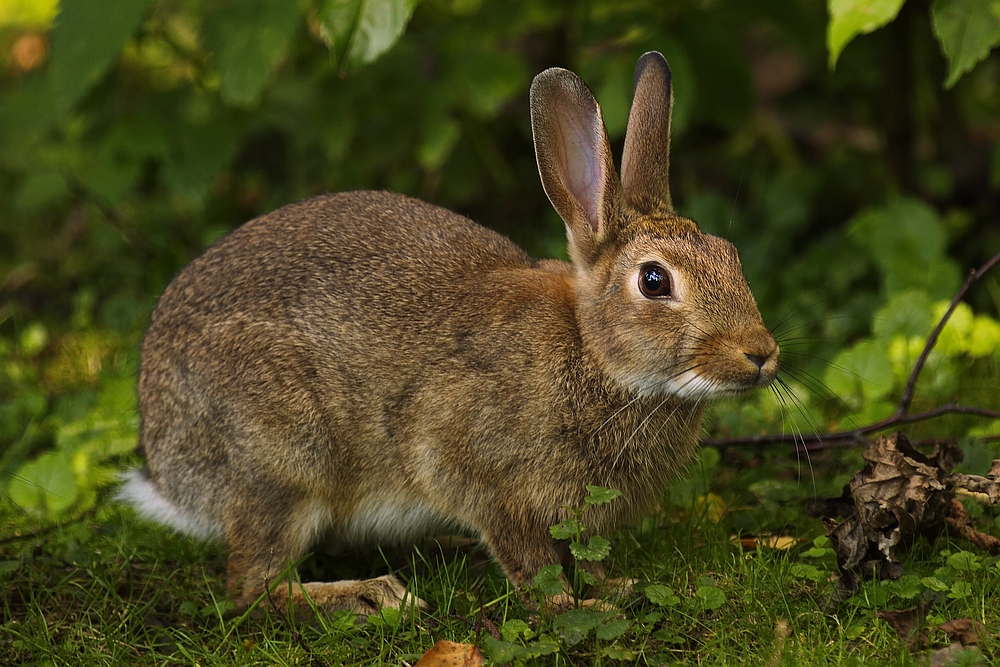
[828,0,1000,89]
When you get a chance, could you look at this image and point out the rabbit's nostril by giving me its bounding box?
[744,353,767,369]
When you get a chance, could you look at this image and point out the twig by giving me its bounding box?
[897,249,1000,417]
[706,404,1000,451]
[708,249,1000,451]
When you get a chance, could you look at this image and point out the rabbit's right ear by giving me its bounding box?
[530,67,622,262]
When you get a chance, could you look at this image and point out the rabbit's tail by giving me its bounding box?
[117,467,224,540]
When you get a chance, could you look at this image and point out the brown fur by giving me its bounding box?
[125,52,778,614]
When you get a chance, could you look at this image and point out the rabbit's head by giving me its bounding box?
[531,52,778,400]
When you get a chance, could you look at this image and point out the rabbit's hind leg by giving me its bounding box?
[223,490,423,616]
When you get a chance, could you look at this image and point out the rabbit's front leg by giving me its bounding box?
[478,517,564,588]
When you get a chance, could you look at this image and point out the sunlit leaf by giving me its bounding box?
[8,452,78,515]
[317,0,417,73]
[49,0,153,113]
[0,0,59,27]
[827,0,907,68]
[931,0,1000,88]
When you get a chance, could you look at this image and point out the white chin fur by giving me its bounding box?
[117,468,223,540]
[631,370,742,400]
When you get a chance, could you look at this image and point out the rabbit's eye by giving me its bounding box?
[639,263,671,298]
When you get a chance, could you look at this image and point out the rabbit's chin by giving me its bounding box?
[623,370,763,401]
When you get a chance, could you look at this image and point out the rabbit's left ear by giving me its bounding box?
[621,51,674,215]
[530,66,623,262]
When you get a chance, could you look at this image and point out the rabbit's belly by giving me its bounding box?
[341,494,454,546]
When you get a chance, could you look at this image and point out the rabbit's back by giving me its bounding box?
[137,191,581,542]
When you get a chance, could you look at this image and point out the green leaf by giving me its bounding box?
[570,535,611,562]
[553,609,606,646]
[596,618,631,641]
[532,564,565,597]
[827,0,907,68]
[317,0,417,73]
[8,452,79,515]
[946,550,982,572]
[549,519,585,540]
[603,646,636,660]
[873,291,936,341]
[49,0,153,113]
[584,486,622,505]
[694,585,726,610]
[948,580,973,599]
[500,619,532,642]
[824,340,895,408]
[204,0,304,107]
[889,574,923,599]
[969,315,1000,357]
[644,584,681,607]
[932,0,1000,88]
[920,577,948,593]
[848,198,960,298]
[789,563,826,583]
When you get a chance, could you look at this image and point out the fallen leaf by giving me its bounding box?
[816,433,961,593]
[876,603,931,650]
[414,640,484,667]
[732,535,803,550]
[939,618,992,646]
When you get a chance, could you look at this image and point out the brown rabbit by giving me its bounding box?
[120,52,778,615]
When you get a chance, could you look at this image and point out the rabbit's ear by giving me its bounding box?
[531,67,622,261]
[621,52,674,214]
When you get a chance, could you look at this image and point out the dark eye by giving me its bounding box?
[639,263,671,298]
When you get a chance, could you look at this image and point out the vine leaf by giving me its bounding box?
[317,0,417,74]
[931,0,1000,88]
[827,0,907,69]
[49,0,153,113]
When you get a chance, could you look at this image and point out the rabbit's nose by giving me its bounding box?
[744,353,767,369]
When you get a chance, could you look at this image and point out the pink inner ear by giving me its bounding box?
[554,104,603,234]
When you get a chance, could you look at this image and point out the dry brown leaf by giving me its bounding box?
[938,618,992,646]
[414,640,484,667]
[732,535,802,550]
[813,433,1000,597]
[876,603,932,650]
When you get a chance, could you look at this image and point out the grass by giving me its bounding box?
[3,469,1000,666]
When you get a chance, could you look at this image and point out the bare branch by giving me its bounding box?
[709,249,1000,452]
[897,249,1000,417]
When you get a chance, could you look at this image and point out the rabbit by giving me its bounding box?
[119,51,779,615]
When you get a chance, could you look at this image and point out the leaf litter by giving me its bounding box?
[809,432,1000,596]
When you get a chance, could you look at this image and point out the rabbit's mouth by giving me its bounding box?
[638,343,779,400]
